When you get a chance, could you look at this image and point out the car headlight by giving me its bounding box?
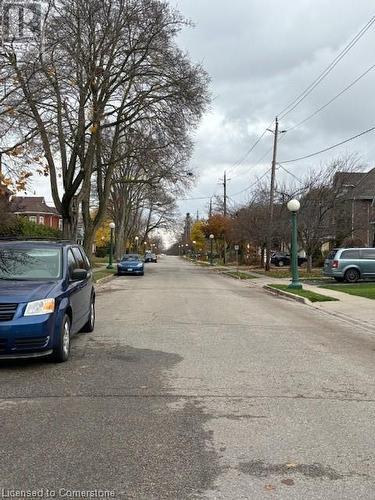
[137,263,143,268]
[24,298,55,316]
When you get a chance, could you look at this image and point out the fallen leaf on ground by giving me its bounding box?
[281,478,295,486]
[264,484,276,491]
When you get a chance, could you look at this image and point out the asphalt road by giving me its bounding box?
[1,256,375,499]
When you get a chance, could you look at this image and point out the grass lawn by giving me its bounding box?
[223,271,258,280]
[92,256,109,267]
[269,284,338,303]
[93,268,116,283]
[322,283,375,300]
[252,268,324,279]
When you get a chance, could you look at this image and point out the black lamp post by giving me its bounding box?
[107,222,115,269]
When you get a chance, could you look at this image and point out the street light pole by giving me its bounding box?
[287,199,302,289]
[135,236,139,254]
[209,234,214,266]
[107,222,116,269]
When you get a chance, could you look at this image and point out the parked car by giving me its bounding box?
[144,252,157,263]
[117,254,144,276]
[323,247,375,283]
[271,252,307,267]
[0,240,95,362]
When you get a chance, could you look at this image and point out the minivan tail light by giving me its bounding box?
[332,260,339,269]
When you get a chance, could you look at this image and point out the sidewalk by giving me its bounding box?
[198,261,375,334]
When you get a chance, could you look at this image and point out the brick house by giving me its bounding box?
[9,196,62,230]
[334,168,375,247]
[0,184,12,201]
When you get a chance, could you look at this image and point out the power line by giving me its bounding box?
[226,119,275,177]
[280,124,375,164]
[278,163,304,183]
[231,167,273,198]
[287,62,375,132]
[278,15,375,120]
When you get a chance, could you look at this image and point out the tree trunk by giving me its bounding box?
[260,245,265,268]
[115,219,125,259]
[307,254,313,274]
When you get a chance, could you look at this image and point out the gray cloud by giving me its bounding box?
[172,0,375,217]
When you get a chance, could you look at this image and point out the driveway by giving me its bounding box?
[0,256,375,499]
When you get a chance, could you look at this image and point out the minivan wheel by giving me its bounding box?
[81,299,95,333]
[53,314,71,363]
[344,268,360,283]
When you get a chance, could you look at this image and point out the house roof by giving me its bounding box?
[9,196,60,216]
[334,168,375,200]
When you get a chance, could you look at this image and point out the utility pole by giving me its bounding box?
[265,117,280,271]
[209,197,213,218]
[223,170,227,217]
[223,171,228,264]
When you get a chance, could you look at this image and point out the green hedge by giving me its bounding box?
[0,216,62,238]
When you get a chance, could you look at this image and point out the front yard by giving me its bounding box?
[321,283,375,300]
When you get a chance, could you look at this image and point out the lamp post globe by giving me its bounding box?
[287,199,300,213]
[287,200,302,289]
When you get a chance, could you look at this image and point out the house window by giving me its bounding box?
[39,216,44,225]
[29,216,37,223]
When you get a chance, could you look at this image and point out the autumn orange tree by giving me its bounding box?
[190,221,206,252]
[202,214,232,260]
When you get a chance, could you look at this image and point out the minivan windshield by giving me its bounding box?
[0,247,62,280]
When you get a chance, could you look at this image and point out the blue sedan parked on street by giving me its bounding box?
[0,240,95,362]
[117,254,144,276]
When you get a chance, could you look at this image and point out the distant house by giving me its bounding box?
[334,168,375,247]
[0,184,12,201]
[9,196,62,230]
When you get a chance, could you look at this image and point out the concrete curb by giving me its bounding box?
[95,274,116,286]
[263,285,312,306]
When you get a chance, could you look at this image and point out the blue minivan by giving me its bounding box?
[0,240,95,362]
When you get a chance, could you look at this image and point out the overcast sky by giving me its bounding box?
[31,1,375,239]
[171,0,375,220]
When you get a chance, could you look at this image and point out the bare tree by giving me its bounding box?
[0,0,208,256]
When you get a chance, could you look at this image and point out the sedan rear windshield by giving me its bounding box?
[0,247,62,280]
[121,255,139,261]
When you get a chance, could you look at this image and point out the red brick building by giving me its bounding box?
[9,196,62,230]
[334,169,375,247]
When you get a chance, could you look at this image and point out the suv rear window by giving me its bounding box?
[341,250,360,259]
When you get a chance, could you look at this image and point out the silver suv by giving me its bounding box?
[323,247,375,283]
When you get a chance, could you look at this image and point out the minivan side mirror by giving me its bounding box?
[71,269,88,281]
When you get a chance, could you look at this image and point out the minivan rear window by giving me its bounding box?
[361,248,375,259]
[341,250,360,259]
[327,250,338,260]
